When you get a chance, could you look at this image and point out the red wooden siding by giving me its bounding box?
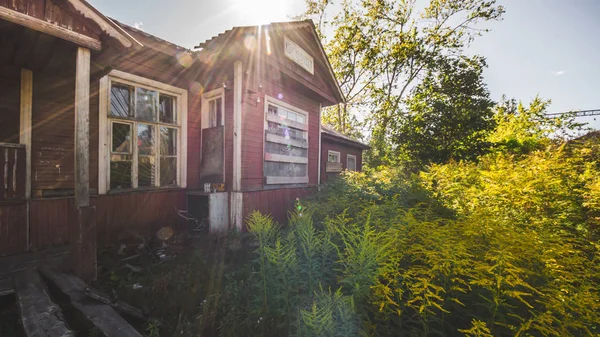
[29,190,186,250]
[242,187,315,225]
[0,0,101,40]
[0,201,27,255]
[320,138,364,184]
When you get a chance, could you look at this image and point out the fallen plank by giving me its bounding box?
[0,277,14,296]
[14,270,74,337]
[40,268,142,337]
[84,286,147,320]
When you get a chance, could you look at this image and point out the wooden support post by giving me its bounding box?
[72,47,96,281]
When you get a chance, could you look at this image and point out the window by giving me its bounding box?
[99,70,187,193]
[347,154,357,171]
[328,150,340,163]
[202,88,224,129]
[264,96,309,185]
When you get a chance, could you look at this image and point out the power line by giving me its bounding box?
[545,109,600,118]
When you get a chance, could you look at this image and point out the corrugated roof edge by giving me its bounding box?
[321,125,370,149]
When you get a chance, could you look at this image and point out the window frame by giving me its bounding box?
[328,150,341,163]
[347,154,357,171]
[201,88,225,129]
[263,95,310,185]
[99,70,188,194]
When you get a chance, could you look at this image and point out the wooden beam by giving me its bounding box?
[233,60,242,191]
[264,153,308,164]
[40,268,142,337]
[265,176,309,185]
[15,269,74,337]
[75,47,90,207]
[19,69,32,200]
[265,133,308,148]
[0,6,101,50]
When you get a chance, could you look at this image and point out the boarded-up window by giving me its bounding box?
[264,98,309,185]
[107,79,181,190]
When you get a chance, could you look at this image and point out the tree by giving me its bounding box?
[298,0,505,163]
[392,56,495,166]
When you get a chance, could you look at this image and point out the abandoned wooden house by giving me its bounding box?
[0,0,350,279]
[321,125,369,183]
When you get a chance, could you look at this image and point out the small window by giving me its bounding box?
[328,151,340,163]
[347,155,357,171]
[136,87,158,122]
[202,89,224,129]
[110,122,133,189]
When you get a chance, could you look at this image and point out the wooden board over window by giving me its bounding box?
[263,95,309,185]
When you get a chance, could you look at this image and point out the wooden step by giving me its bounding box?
[14,270,74,337]
[40,267,142,337]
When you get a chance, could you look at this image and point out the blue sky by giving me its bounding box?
[90,0,600,128]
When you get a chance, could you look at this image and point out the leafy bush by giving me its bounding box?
[210,136,600,337]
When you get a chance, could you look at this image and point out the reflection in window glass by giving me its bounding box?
[138,156,155,187]
[160,127,177,155]
[160,157,177,186]
[112,123,131,153]
[208,97,222,127]
[137,124,154,155]
[110,154,132,189]
[328,152,340,163]
[136,87,157,121]
[110,84,132,117]
[159,95,176,124]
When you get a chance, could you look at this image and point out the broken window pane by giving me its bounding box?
[138,155,155,187]
[159,95,176,124]
[265,142,307,157]
[264,162,307,177]
[112,123,131,153]
[138,124,154,155]
[160,127,177,155]
[110,84,133,117]
[110,154,132,189]
[160,157,177,186]
[136,87,157,122]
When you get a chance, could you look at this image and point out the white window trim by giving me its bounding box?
[328,150,340,163]
[347,154,357,171]
[98,69,188,194]
[264,95,309,185]
[201,88,225,129]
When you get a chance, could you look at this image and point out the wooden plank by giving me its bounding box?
[265,176,309,185]
[0,277,14,296]
[265,133,308,148]
[0,148,6,199]
[264,153,308,164]
[6,147,15,199]
[40,268,142,337]
[15,269,74,337]
[19,69,32,199]
[0,6,101,50]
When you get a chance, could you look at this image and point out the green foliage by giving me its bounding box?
[394,56,495,166]
[211,134,600,337]
[298,0,505,164]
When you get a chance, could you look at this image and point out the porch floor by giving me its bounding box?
[0,246,69,295]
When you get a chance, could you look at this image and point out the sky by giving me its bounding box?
[89,0,600,129]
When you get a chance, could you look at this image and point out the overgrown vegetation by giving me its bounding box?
[201,98,598,336]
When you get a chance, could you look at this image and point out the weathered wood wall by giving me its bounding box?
[28,190,186,250]
[0,0,101,40]
[0,201,27,255]
[242,187,315,225]
[320,138,364,184]
[0,65,21,143]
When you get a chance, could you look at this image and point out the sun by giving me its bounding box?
[231,0,290,25]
